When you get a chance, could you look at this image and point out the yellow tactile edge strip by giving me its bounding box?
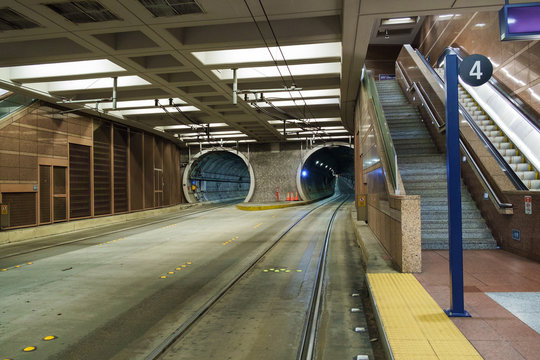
[236,200,315,211]
[366,273,483,360]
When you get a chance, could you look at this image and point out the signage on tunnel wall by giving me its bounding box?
[358,195,366,207]
[1,204,7,215]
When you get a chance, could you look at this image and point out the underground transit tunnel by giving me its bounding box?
[297,143,355,200]
[182,148,254,203]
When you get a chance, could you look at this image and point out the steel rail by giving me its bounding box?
[297,195,349,360]
[146,195,347,360]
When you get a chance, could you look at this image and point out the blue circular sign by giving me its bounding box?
[459,54,493,86]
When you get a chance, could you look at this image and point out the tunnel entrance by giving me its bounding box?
[182,148,254,203]
[296,143,355,201]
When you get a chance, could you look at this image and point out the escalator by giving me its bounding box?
[432,65,539,190]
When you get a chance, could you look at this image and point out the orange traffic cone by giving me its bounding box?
[295,192,299,201]
[286,192,291,201]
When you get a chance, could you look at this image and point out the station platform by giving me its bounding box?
[352,214,540,360]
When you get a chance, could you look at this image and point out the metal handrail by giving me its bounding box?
[397,62,512,209]
[414,51,528,191]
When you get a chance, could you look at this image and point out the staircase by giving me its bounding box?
[434,67,540,190]
[375,80,497,250]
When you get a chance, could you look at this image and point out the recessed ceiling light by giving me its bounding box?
[381,17,417,25]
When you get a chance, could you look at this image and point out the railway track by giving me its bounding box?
[146,195,350,360]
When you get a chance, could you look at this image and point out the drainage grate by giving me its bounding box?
[45,1,121,23]
[0,7,41,30]
[138,0,203,17]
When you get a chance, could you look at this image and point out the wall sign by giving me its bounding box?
[1,204,7,215]
[512,229,521,241]
[459,54,493,86]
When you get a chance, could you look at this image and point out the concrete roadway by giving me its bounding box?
[0,198,375,360]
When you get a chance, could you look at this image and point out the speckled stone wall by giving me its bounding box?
[248,143,304,203]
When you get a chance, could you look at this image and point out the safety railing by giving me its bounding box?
[363,68,400,195]
[396,61,513,209]
[0,92,35,121]
[413,51,528,191]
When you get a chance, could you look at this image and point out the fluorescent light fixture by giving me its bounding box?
[381,17,416,25]
[508,18,516,24]
[192,42,341,65]
[245,89,340,101]
[253,98,339,107]
[438,14,454,19]
[7,59,126,82]
[286,136,349,141]
[213,63,340,80]
[110,106,199,116]
[186,139,256,145]
[26,75,150,92]
[156,123,227,130]
[475,23,486,27]
[97,98,186,110]
[267,117,341,125]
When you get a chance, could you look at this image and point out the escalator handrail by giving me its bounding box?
[414,50,528,191]
[436,47,540,131]
[396,62,513,209]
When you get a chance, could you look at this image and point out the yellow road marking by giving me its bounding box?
[253,223,263,229]
[23,346,36,352]
[43,336,56,341]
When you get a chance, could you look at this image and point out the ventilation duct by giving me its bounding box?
[138,0,203,17]
[0,8,41,30]
[45,1,121,23]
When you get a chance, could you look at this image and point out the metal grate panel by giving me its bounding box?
[39,165,51,224]
[144,133,154,208]
[113,126,128,213]
[2,192,36,228]
[93,121,111,215]
[45,1,121,23]
[0,7,41,31]
[130,131,144,211]
[69,143,91,218]
[138,0,203,17]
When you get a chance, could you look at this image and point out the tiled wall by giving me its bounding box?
[417,11,540,115]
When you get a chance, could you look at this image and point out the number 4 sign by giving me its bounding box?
[459,54,493,87]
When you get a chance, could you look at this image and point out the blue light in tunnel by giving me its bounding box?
[301,170,308,177]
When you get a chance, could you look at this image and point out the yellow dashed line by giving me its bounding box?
[253,223,263,229]
[263,267,303,273]
[160,261,193,279]
[42,336,57,341]
[23,346,36,352]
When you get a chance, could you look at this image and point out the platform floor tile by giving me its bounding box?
[368,273,483,360]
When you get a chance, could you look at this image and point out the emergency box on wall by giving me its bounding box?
[0,203,9,229]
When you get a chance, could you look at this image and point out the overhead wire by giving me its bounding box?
[242,0,326,140]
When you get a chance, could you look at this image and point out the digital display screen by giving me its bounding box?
[500,3,540,41]
[507,6,540,34]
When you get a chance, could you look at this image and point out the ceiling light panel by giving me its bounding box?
[213,63,341,80]
[97,98,186,110]
[138,0,203,17]
[156,123,227,130]
[381,17,417,25]
[0,7,41,30]
[26,75,150,92]
[110,106,199,116]
[267,117,341,124]
[7,60,126,82]
[252,98,339,107]
[245,89,340,101]
[45,1,121,23]
[193,42,341,66]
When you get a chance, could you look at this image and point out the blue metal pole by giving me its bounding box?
[444,54,470,318]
